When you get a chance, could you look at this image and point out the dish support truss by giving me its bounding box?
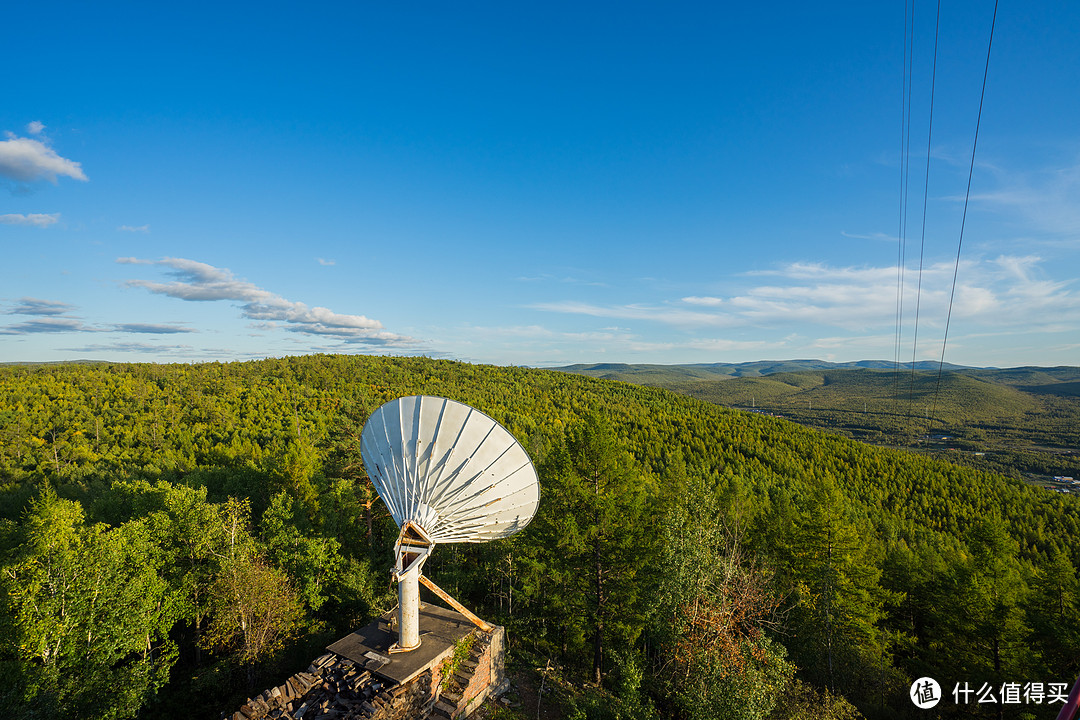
[390,521,492,653]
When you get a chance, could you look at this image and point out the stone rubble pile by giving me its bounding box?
[223,625,504,720]
[222,652,429,720]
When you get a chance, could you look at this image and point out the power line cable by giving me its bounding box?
[927,0,999,436]
[906,0,942,423]
[894,0,917,405]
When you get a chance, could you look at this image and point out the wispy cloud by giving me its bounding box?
[112,323,195,334]
[118,224,150,233]
[26,121,45,136]
[0,130,87,184]
[1,297,93,334]
[58,342,276,360]
[533,257,1080,337]
[685,338,780,352]
[118,256,414,347]
[56,341,216,357]
[59,342,184,353]
[0,212,60,227]
[745,261,898,282]
[1,297,206,339]
[462,323,637,344]
[0,317,96,335]
[452,322,787,363]
[808,333,898,352]
[516,272,608,287]
[729,258,1074,330]
[528,300,737,327]
[317,257,336,266]
[959,156,1080,243]
[9,297,76,316]
[1,297,96,335]
[682,296,724,307]
[840,230,897,242]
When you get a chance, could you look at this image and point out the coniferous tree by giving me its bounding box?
[785,475,894,701]
[952,517,1035,692]
[651,475,792,720]
[524,415,653,683]
[1028,549,1080,678]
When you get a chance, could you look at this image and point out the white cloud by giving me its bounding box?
[317,257,336,266]
[528,300,738,327]
[61,342,188,353]
[26,121,45,135]
[516,272,608,287]
[991,254,1041,282]
[0,317,96,335]
[461,323,637,344]
[682,296,724,307]
[0,297,97,335]
[533,256,1080,338]
[0,212,60,227]
[9,297,76,316]
[112,323,196,334]
[119,256,414,347]
[960,157,1080,243]
[840,231,898,242]
[0,133,87,183]
[732,258,1080,331]
[56,341,223,357]
[118,224,150,233]
[685,338,780,352]
[808,333,898,351]
[0,295,224,341]
[450,322,788,362]
[746,261,899,283]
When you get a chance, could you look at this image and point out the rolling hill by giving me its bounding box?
[2,355,1080,719]
[556,361,1080,478]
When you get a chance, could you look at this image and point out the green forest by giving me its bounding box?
[1,355,1079,720]
[559,363,1080,480]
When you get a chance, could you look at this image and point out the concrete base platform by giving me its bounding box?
[327,604,475,685]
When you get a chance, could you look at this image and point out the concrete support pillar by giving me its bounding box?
[397,565,421,650]
[391,522,432,653]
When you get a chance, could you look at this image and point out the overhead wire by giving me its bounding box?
[907,0,942,419]
[927,0,1000,436]
[893,0,917,406]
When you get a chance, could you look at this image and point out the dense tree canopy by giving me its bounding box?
[0,354,1078,719]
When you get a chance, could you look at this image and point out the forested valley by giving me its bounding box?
[558,362,1080,481]
[2,355,1079,720]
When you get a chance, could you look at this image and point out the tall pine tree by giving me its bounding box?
[523,414,653,683]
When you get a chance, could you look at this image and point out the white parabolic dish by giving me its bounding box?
[360,395,540,544]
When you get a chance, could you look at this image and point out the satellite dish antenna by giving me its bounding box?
[360,396,540,652]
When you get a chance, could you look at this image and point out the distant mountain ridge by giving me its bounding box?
[554,359,1080,387]
[555,359,979,382]
[553,359,1080,479]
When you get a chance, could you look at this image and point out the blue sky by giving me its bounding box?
[3,1,1078,368]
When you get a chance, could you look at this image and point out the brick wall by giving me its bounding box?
[432,626,506,720]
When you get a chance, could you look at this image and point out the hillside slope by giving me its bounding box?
[557,361,1080,478]
[2,355,1079,719]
